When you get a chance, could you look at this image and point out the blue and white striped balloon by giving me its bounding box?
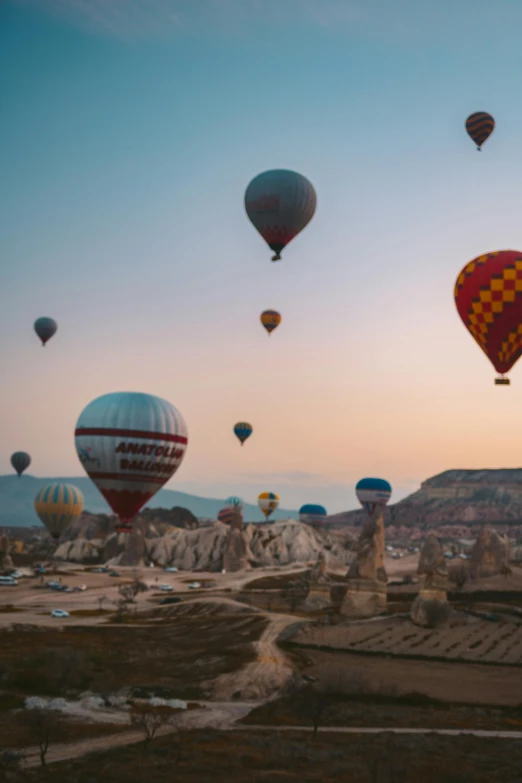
[356,478,392,516]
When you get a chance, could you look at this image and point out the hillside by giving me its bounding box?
[0,475,297,527]
[327,468,522,529]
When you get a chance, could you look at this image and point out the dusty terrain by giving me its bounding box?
[1,555,522,782]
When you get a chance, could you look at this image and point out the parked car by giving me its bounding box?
[51,609,70,618]
[46,581,65,591]
[158,584,173,592]
[109,571,121,577]
[160,596,182,605]
[188,582,201,589]
[0,576,18,587]
[164,567,178,573]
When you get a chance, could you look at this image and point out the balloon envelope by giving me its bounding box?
[234,422,252,445]
[465,112,494,149]
[245,169,316,261]
[34,482,84,540]
[75,392,188,532]
[260,310,281,335]
[455,250,522,379]
[225,496,243,510]
[299,503,327,525]
[356,478,392,515]
[218,506,242,525]
[11,451,31,477]
[34,317,57,346]
[258,492,279,519]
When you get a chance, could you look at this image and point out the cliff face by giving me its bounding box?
[327,469,522,530]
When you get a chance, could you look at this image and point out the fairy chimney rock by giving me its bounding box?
[340,509,387,618]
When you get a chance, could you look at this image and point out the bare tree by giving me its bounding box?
[129,705,179,752]
[24,708,62,766]
[97,594,108,612]
[296,686,330,737]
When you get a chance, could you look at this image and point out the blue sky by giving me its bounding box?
[3,0,522,515]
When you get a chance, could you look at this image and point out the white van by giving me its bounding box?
[0,576,18,586]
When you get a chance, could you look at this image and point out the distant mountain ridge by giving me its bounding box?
[0,475,298,527]
[327,468,522,529]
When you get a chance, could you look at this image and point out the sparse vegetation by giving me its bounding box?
[129,704,180,752]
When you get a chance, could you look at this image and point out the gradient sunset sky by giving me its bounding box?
[3,0,522,514]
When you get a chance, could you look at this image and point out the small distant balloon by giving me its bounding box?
[355,478,392,516]
[225,496,244,510]
[34,317,57,346]
[245,169,316,261]
[11,451,31,477]
[217,506,235,525]
[234,422,252,446]
[299,503,327,526]
[75,391,188,533]
[258,491,279,519]
[260,310,281,335]
[465,112,494,150]
[34,482,84,540]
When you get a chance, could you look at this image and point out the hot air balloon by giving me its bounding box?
[34,317,57,346]
[234,422,252,446]
[217,507,235,524]
[245,169,316,261]
[218,506,243,525]
[465,112,495,150]
[11,451,31,477]
[225,496,244,510]
[34,482,84,540]
[75,392,188,533]
[299,503,327,526]
[258,491,279,519]
[260,310,281,335]
[454,250,522,384]
[355,478,392,516]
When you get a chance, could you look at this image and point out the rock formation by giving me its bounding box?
[411,533,451,628]
[327,468,522,531]
[222,506,249,572]
[303,551,331,608]
[340,509,387,618]
[469,527,511,578]
[54,518,353,570]
[0,534,9,556]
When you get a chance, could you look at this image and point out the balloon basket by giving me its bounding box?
[494,377,510,385]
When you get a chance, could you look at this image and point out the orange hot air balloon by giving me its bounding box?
[260,310,281,335]
[454,250,522,384]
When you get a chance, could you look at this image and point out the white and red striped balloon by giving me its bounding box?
[75,392,188,532]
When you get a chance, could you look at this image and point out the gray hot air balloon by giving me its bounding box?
[244,169,316,261]
[11,451,31,476]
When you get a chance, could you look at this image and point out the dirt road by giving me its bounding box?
[211,611,301,700]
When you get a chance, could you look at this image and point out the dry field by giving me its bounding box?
[0,601,268,702]
[21,728,522,783]
[291,616,522,665]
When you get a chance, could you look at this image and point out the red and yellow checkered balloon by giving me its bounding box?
[455,250,522,377]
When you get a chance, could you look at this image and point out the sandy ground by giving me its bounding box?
[0,563,309,627]
[211,611,302,700]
